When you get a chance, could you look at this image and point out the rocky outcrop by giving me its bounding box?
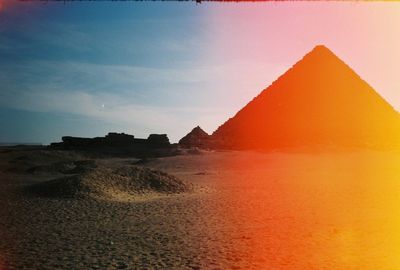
[179,126,210,148]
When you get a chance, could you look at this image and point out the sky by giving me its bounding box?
[1,0,400,144]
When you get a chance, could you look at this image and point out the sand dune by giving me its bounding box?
[28,165,192,201]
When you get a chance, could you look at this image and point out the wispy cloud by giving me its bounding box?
[0,59,238,140]
[0,57,288,140]
[0,87,226,141]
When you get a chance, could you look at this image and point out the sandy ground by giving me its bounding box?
[1,147,400,269]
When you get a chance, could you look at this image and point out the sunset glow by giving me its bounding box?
[212,45,400,150]
[1,1,400,269]
[215,151,400,269]
[1,1,400,143]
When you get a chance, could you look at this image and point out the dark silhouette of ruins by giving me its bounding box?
[50,132,173,157]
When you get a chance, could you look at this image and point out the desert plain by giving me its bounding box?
[1,147,400,269]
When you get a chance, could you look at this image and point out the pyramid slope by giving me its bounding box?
[212,45,400,150]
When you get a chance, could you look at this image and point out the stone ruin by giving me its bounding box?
[50,132,172,155]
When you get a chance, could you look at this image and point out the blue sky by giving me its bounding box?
[1,1,400,144]
[0,1,221,144]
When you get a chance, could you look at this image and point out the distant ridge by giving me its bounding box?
[0,143,42,146]
[211,45,400,150]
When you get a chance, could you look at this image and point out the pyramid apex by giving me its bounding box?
[313,44,328,50]
[309,44,335,55]
[192,125,203,131]
[179,125,210,147]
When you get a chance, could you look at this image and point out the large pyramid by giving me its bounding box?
[211,45,400,150]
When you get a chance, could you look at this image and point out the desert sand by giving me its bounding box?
[1,147,400,269]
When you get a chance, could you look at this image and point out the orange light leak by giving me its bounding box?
[208,46,400,269]
[212,46,400,150]
[212,151,400,269]
[0,0,13,13]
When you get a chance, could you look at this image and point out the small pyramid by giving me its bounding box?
[179,126,210,148]
[211,45,400,150]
